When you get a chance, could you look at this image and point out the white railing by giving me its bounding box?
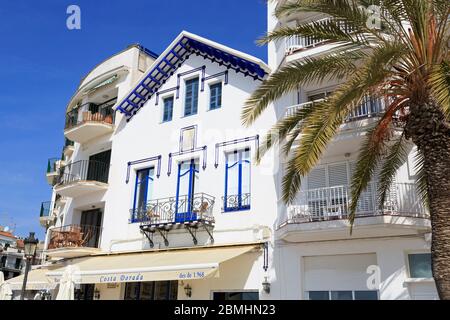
[285,96,385,121]
[285,18,355,55]
[286,183,428,223]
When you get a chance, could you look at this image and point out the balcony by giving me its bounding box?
[54,159,109,197]
[277,183,430,242]
[222,193,251,212]
[46,224,102,258]
[39,201,56,228]
[132,193,215,247]
[64,98,116,144]
[63,138,75,159]
[285,96,385,121]
[46,158,64,185]
[285,17,355,56]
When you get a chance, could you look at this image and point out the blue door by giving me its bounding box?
[175,159,199,222]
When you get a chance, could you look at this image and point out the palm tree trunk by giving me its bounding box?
[406,102,450,300]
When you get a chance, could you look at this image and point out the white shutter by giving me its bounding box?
[308,167,327,189]
[328,163,348,187]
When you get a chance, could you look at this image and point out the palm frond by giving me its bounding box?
[429,60,450,118]
[377,132,409,207]
[258,19,370,47]
[414,150,430,210]
[242,50,363,126]
[256,100,317,163]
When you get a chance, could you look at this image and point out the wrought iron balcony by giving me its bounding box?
[285,17,356,55]
[65,99,116,130]
[284,183,428,225]
[130,193,215,224]
[47,224,102,250]
[46,158,63,185]
[56,159,109,186]
[285,96,385,122]
[222,193,251,212]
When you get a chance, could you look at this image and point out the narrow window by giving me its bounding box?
[209,82,222,110]
[175,159,199,222]
[132,168,154,222]
[224,149,251,212]
[184,77,199,116]
[162,96,174,122]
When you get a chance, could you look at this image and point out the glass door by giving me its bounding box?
[175,159,199,222]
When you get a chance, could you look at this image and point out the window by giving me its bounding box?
[184,77,199,116]
[162,96,174,122]
[132,168,154,222]
[308,290,378,300]
[209,82,222,110]
[180,126,196,152]
[14,258,22,270]
[213,291,259,300]
[408,253,432,278]
[175,159,199,222]
[124,281,178,300]
[224,149,251,212]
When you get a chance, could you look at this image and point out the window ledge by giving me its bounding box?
[404,278,435,284]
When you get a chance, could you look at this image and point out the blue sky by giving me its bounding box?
[0,1,267,240]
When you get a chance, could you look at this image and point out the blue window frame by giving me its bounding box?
[209,82,222,110]
[132,168,154,222]
[184,78,199,116]
[162,96,174,122]
[224,149,251,212]
[175,159,199,222]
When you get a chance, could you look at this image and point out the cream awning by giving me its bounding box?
[6,268,58,290]
[46,244,261,284]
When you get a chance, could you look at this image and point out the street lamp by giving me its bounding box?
[20,232,38,300]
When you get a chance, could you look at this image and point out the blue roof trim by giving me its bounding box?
[117,36,267,121]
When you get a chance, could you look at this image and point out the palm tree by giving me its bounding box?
[242,0,450,299]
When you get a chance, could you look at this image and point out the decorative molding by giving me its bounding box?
[214,135,259,168]
[126,155,162,183]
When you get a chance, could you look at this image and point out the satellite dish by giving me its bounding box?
[3,226,9,232]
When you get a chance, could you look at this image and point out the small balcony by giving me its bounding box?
[284,17,355,56]
[277,183,430,242]
[63,138,75,159]
[222,193,251,212]
[132,193,215,247]
[285,96,385,121]
[46,158,64,185]
[39,201,56,228]
[64,98,116,144]
[54,159,109,197]
[46,224,102,258]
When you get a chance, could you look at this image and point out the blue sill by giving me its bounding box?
[223,206,251,213]
[207,106,222,112]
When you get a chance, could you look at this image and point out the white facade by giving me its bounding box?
[266,0,438,300]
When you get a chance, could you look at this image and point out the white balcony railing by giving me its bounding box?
[285,18,356,55]
[285,96,385,121]
[286,183,428,224]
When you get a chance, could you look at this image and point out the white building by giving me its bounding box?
[266,0,438,300]
[12,32,279,300]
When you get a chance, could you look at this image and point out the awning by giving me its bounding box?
[46,244,261,284]
[6,268,58,291]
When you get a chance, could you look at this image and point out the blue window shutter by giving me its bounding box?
[163,96,174,122]
[185,78,199,116]
[209,82,222,110]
